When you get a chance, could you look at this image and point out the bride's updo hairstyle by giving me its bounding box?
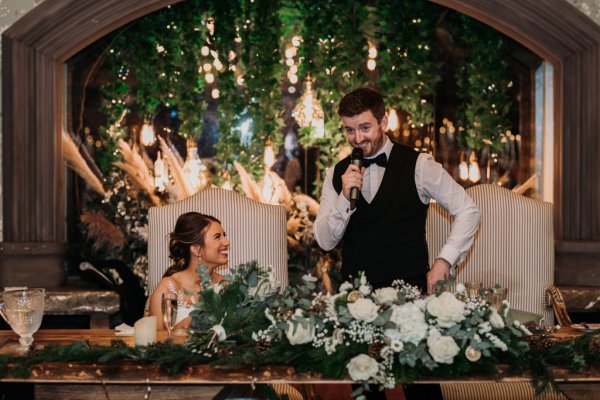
[163,212,221,278]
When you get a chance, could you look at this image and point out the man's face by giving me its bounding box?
[341,110,388,157]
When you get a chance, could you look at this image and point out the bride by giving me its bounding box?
[147,212,229,331]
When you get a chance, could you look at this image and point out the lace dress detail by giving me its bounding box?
[144,278,194,325]
[165,280,193,325]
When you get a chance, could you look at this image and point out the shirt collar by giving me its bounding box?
[365,136,392,160]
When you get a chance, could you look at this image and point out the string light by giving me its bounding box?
[459,152,469,181]
[468,152,481,183]
[154,151,168,191]
[292,74,324,130]
[263,137,275,170]
[367,41,377,71]
[140,121,156,146]
[183,139,209,193]
[221,170,233,190]
[387,109,399,137]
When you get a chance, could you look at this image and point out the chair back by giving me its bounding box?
[426,184,554,323]
[147,188,288,294]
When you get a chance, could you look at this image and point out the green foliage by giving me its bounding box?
[187,262,277,354]
[375,0,442,125]
[450,15,513,151]
[211,0,285,184]
[87,0,518,188]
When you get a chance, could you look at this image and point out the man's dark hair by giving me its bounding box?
[338,87,386,123]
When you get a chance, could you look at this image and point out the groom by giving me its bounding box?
[314,87,480,294]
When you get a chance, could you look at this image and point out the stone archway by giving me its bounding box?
[2,0,599,286]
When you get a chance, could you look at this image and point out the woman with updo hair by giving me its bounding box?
[148,212,229,331]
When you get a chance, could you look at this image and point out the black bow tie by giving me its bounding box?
[363,153,388,168]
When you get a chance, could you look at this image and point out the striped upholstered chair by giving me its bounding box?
[147,187,288,294]
[426,184,563,400]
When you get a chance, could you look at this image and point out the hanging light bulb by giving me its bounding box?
[154,151,168,192]
[140,121,156,146]
[312,118,325,138]
[221,170,233,190]
[367,59,377,71]
[183,139,209,193]
[458,152,469,181]
[263,137,275,170]
[292,74,324,129]
[468,151,481,183]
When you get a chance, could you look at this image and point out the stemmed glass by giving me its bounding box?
[486,288,508,311]
[464,281,483,300]
[0,288,45,349]
[161,293,178,339]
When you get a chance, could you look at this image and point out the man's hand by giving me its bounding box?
[341,163,365,200]
[427,258,451,294]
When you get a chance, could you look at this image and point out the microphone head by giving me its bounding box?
[351,147,363,161]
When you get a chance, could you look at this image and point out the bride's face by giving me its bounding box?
[196,221,229,269]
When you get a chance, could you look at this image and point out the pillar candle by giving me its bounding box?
[134,316,157,346]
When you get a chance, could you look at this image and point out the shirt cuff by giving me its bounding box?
[334,192,354,216]
[436,245,461,275]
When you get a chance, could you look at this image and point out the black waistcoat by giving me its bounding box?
[332,144,429,286]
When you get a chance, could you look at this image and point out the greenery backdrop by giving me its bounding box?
[66,0,529,301]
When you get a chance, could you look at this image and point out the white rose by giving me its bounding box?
[427,329,460,364]
[389,303,428,345]
[359,284,372,296]
[455,283,466,293]
[348,298,379,323]
[285,313,315,345]
[346,354,380,381]
[413,297,431,311]
[373,287,398,305]
[339,282,353,293]
[302,273,318,282]
[465,346,481,362]
[427,291,466,327]
[488,310,505,329]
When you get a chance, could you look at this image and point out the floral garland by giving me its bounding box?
[0,263,598,398]
[187,266,534,392]
[185,264,599,395]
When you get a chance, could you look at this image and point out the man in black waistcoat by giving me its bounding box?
[315,87,480,293]
[315,89,480,399]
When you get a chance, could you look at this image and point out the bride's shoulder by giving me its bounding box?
[156,275,182,292]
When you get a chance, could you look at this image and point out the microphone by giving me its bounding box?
[349,147,363,210]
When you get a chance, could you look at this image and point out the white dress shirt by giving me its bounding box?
[314,138,481,271]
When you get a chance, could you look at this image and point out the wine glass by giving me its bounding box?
[486,288,508,311]
[0,288,45,349]
[465,281,483,300]
[161,292,178,339]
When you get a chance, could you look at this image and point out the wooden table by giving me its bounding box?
[0,328,598,400]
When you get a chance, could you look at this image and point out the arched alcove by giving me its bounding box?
[2,0,599,286]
